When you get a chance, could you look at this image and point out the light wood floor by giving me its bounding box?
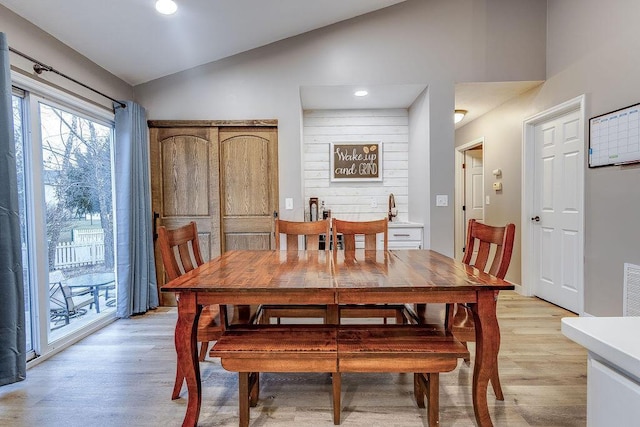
[0,292,587,426]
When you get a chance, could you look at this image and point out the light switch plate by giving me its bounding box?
[436,195,448,207]
[285,198,293,210]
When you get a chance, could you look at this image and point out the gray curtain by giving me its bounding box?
[0,32,26,386]
[114,101,158,317]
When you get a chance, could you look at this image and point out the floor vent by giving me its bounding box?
[623,263,640,316]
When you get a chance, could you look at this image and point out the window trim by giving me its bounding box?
[11,71,115,125]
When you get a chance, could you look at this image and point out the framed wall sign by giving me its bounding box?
[330,142,382,182]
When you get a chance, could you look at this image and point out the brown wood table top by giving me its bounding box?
[332,250,512,304]
[162,249,514,427]
[162,249,512,293]
[163,250,336,305]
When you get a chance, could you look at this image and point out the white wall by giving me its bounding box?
[134,0,546,257]
[455,0,640,315]
[408,88,431,248]
[538,0,640,316]
[302,109,408,222]
[455,86,542,285]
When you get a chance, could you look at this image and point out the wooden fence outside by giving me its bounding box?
[54,241,105,269]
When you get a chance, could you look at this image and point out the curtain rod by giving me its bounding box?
[9,46,126,109]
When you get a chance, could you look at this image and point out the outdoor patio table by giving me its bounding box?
[64,272,115,314]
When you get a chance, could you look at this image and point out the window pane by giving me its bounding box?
[12,94,33,355]
[39,102,116,340]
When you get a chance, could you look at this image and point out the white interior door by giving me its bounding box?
[464,148,484,253]
[530,108,583,313]
[464,148,484,223]
[455,138,483,260]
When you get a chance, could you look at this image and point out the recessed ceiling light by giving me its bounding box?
[354,90,368,97]
[156,0,177,15]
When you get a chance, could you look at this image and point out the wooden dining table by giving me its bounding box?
[161,249,514,427]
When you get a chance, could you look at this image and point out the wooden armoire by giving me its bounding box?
[148,120,279,305]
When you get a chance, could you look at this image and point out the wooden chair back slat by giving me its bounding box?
[473,241,491,272]
[157,221,204,281]
[177,243,196,273]
[285,233,300,251]
[332,218,388,252]
[460,219,515,280]
[275,219,330,251]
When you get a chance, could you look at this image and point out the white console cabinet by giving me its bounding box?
[352,222,423,250]
[386,223,423,249]
[562,317,640,426]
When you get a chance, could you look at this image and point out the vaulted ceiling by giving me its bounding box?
[1,0,542,123]
[0,0,407,85]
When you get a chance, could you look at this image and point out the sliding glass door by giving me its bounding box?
[12,81,117,358]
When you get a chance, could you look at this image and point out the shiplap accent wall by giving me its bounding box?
[303,109,409,221]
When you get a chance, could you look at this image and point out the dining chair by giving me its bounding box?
[275,218,330,251]
[332,218,407,324]
[447,219,515,400]
[259,219,331,324]
[332,217,388,252]
[157,221,228,399]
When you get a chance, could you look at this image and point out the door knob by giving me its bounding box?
[531,216,540,222]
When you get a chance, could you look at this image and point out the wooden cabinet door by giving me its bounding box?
[150,126,221,305]
[150,122,279,305]
[219,127,278,251]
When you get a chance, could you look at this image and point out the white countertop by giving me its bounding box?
[562,316,640,382]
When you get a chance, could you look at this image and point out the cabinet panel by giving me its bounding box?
[219,128,278,252]
[161,134,210,216]
[588,357,640,426]
[150,126,221,306]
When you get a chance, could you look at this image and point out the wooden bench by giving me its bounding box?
[211,324,469,427]
[210,325,340,427]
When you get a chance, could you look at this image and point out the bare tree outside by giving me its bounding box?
[39,103,114,274]
[15,93,117,342]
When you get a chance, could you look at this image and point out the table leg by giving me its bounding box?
[470,291,500,427]
[93,287,101,313]
[176,292,202,427]
[239,372,250,427]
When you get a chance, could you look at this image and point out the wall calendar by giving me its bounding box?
[589,103,640,167]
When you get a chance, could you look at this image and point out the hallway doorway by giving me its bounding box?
[455,138,484,260]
